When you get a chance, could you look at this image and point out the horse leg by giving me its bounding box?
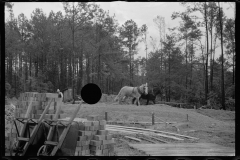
[137,98,140,106]
[122,96,127,104]
[146,99,149,105]
[153,100,155,104]
[118,95,123,104]
[132,98,136,104]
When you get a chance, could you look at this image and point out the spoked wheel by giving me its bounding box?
[12,141,23,156]
[37,144,53,156]
[37,145,47,156]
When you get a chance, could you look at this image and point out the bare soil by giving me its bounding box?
[7,97,234,156]
[62,102,235,156]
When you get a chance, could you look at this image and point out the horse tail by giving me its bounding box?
[114,96,118,101]
[114,88,122,101]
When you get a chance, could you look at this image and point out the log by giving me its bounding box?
[107,126,184,141]
[124,136,141,142]
[107,124,199,140]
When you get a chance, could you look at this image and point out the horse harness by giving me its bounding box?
[132,86,144,95]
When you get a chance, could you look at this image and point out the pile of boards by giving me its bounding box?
[106,125,200,142]
[75,115,115,156]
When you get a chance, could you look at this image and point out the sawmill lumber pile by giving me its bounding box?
[106,124,199,142]
[107,121,176,125]
[75,115,115,156]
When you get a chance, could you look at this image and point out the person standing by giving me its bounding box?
[57,89,63,101]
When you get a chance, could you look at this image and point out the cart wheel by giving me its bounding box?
[37,145,46,156]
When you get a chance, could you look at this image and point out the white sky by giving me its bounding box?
[5,2,234,59]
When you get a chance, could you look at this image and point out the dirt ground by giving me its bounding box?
[61,102,235,156]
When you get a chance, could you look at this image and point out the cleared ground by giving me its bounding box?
[62,102,235,156]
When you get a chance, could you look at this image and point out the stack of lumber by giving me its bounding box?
[75,115,115,156]
[15,92,66,119]
[106,125,199,142]
[107,121,176,125]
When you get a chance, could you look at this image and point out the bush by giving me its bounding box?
[225,97,235,111]
[5,82,11,96]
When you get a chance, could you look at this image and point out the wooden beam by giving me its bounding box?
[128,143,235,156]
[136,134,156,144]
[152,112,155,125]
[107,124,199,140]
[106,121,176,124]
[124,136,142,142]
[107,126,184,141]
[105,112,108,121]
[147,135,169,143]
[107,128,137,134]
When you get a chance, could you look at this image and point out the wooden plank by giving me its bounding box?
[107,126,184,141]
[124,136,141,142]
[107,128,137,134]
[106,121,176,124]
[136,135,156,144]
[107,124,199,140]
[129,143,221,148]
[128,143,235,156]
[147,135,169,143]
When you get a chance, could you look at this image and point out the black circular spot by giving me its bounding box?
[81,83,102,104]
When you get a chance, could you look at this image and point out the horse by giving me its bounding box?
[114,83,148,106]
[132,87,164,105]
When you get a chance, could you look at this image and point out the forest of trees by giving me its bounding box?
[5,2,235,110]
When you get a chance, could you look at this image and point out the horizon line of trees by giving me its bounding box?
[5,2,235,110]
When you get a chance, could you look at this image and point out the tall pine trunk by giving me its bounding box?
[129,48,132,86]
[219,2,225,110]
[86,54,90,83]
[185,36,188,101]
[168,51,170,102]
[210,5,213,92]
[204,2,209,105]
[78,38,83,94]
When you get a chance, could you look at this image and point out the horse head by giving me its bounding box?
[139,83,148,95]
[152,86,165,96]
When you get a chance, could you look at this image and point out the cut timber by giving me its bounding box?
[107,126,184,141]
[128,143,235,156]
[136,135,156,144]
[124,136,141,142]
[106,121,176,124]
[147,136,168,143]
[107,128,137,134]
[107,124,199,140]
